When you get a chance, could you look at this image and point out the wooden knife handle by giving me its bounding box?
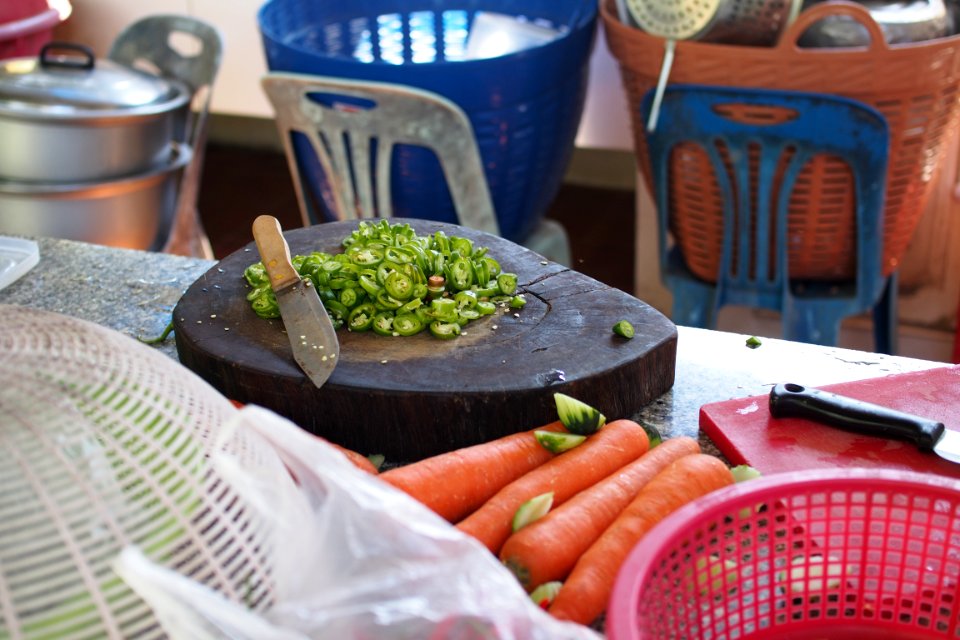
[252,214,299,291]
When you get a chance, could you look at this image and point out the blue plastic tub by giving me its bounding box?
[258,0,596,242]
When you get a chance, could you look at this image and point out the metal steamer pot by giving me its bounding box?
[0,42,190,182]
[0,42,192,250]
[0,143,192,251]
[798,0,953,46]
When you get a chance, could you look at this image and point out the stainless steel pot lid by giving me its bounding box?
[0,42,188,116]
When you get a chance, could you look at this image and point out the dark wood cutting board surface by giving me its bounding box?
[700,365,960,480]
[174,219,677,461]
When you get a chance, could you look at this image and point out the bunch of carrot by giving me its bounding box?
[378,412,736,627]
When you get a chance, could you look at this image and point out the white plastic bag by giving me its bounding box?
[115,406,602,640]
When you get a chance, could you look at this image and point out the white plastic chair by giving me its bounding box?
[109,15,224,259]
[261,72,571,264]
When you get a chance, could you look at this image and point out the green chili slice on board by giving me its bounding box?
[429,320,461,340]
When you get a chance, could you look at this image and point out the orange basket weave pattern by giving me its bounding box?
[604,0,960,281]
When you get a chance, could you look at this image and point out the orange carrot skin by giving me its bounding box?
[379,421,566,522]
[500,436,701,591]
[548,453,734,626]
[456,419,651,554]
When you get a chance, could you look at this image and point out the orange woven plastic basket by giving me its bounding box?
[607,468,960,639]
[603,0,960,281]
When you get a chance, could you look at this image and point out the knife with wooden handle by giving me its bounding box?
[769,382,960,464]
[252,214,339,388]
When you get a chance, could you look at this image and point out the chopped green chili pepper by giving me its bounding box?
[455,290,478,309]
[375,290,404,311]
[473,285,499,299]
[746,336,762,349]
[613,320,635,339]
[372,311,396,336]
[246,219,526,340]
[358,274,381,297]
[324,299,349,323]
[384,270,414,300]
[473,258,491,287]
[393,313,424,336]
[429,320,461,340]
[339,287,360,308]
[430,298,458,323]
[399,297,422,314]
[497,273,518,296]
[447,257,474,291]
[477,300,497,316]
[347,303,376,331]
[510,295,527,309]
[348,245,383,266]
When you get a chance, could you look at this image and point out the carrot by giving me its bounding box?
[379,421,567,522]
[229,399,378,474]
[456,419,650,554]
[500,436,701,591]
[547,453,734,625]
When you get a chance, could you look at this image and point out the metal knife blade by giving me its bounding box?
[769,382,960,464]
[252,215,339,388]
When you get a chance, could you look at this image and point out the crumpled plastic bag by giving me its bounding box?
[114,405,603,640]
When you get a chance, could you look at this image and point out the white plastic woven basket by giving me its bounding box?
[0,305,282,639]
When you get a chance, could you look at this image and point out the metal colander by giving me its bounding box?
[623,0,801,130]
[624,0,802,44]
[0,305,284,639]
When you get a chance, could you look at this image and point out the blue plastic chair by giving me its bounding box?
[641,84,897,353]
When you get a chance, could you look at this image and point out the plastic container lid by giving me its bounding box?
[0,236,39,291]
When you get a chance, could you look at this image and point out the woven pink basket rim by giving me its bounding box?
[605,467,960,640]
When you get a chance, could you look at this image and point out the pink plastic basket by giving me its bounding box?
[607,469,960,640]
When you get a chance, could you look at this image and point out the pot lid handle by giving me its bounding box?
[39,42,95,72]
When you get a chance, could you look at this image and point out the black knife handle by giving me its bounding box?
[768,383,945,451]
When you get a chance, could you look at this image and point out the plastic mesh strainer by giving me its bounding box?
[0,305,283,639]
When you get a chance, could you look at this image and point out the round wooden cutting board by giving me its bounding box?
[173,219,677,462]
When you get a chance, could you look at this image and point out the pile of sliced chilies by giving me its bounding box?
[244,220,525,340]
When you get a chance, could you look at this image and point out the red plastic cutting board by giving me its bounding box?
[700,365,960,480]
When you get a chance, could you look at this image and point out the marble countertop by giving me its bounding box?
[1,236,949,449]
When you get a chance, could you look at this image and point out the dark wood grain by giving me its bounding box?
[174,219,677,462]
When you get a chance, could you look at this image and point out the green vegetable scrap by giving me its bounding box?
[613,320,635,339]
[512,492,554,532]
[534,430,587,454]
[640,422,663,449]
[730,465,762,483]
[244,220,522,340]
[530,581,563,609]
[746,336,762,349]
[138,321,174,345]
[554,392,606,435]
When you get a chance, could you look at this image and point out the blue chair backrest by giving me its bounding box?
[642,84,890,314]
